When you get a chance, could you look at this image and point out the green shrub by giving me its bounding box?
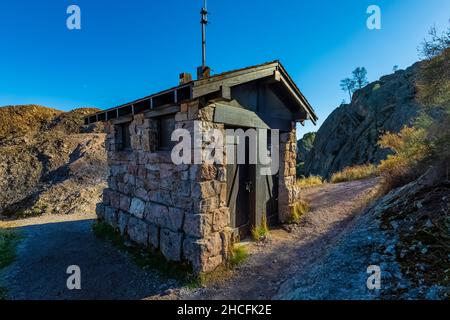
[0,228,21,300]
[92,221,125,249]
[0,229,20,270]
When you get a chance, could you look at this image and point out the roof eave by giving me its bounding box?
[276,62,318,124]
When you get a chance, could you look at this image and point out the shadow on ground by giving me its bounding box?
[1,219,178,300]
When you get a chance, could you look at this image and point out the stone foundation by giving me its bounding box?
[278,129,299,223]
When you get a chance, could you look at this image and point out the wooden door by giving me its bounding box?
[265,131,279,225]
[227,136,255,240]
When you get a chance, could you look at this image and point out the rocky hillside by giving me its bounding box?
[296,132,315,176]
[297,132,315,164]
[305,62,424,179]
[0,105,107,218]
[277,166,449,300]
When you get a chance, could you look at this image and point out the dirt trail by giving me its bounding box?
[1,179,378,300]
[179,178,379,300]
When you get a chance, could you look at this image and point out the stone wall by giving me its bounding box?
[96,101,232,274]
[278,128,299,223]
[96,100,299,273]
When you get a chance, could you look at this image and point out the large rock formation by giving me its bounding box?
[0,105,107,218]
[305,63,424,178]
[297,132,316,164]
[297,132,316,176]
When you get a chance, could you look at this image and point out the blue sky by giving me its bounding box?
[0,0,449,136]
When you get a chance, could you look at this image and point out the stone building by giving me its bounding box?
[85,61,317,273]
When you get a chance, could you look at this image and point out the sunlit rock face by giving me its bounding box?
[305,62,423,179]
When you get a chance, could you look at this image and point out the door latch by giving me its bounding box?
[245,181,252,192]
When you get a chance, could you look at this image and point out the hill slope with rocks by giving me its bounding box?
[296,132,316,176]
[0,105,107,219]
[277,167,449,300]
[304,63,424,179]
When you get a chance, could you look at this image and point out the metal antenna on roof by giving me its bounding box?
[200,0,208,68]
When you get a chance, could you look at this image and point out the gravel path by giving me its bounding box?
[178,178,380,300]
[0,214,176,300]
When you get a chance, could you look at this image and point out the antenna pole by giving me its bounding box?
[200,0,208,68]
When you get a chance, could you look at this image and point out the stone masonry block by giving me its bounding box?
[127,217,149,246]
[160,229,183,261]
[183,213,212,238]
[104,206,118,229]
[129,198,145,219]
[118,211,129,235]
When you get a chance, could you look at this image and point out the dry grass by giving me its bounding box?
[251,215,269,242]
[288,199,310,224]
[331,164,378,183]
[297,175,324,188]
[229,245,249,267]
[378,126,432,192]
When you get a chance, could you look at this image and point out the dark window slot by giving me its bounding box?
[134,99,150,114]
[153,92,175,108]
[107,110,117,120]
[176,86,191,101]
[157,114,176,151]
[97,113,106,121]
[116,122,131,151]
[118,105,132,117]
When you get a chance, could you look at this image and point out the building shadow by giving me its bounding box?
[1,219,179,300]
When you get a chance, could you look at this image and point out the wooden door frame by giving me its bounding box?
[225,126,257,240]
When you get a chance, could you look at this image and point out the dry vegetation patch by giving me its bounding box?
[297,175,324,188]
[330,164,378,183]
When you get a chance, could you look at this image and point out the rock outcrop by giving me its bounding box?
[276,167,449,300]
[297,132,315,164]
[0,105,107,218]
[297,132,315,176]
[305,63,424,178]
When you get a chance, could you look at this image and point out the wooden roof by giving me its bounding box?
[84,61,318,125]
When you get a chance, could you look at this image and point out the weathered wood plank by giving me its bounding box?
[193,67,276,98]
[143,105,180,118]
[111,115,133,125]
[214,104,270,129]
[194,62,278,87]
